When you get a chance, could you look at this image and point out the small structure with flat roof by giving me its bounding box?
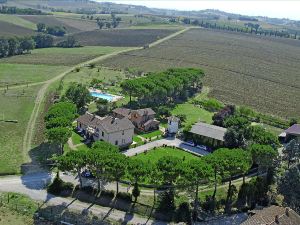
[167,116,180,135]
[189,122,227,147]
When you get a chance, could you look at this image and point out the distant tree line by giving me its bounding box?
[37,23,66,37]
[0,36,35,58]
[0,6,48,15]
[185,18,300,40]
[0,34,79,58]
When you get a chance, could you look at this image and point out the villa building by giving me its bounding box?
[76,112,135,148]
[112,107,160,132]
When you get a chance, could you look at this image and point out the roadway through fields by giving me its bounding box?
[21,27,190,173]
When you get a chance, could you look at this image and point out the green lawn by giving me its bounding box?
[171,103,213,126]
[139,130,162,139]
[133,135,143,144]
[134,147,201,164]
[71,131,83,145]
[0,14,36,30]
[0,192,38,225]
[0,63,68,86]
[0,85,42,174]
[0,46,129,66]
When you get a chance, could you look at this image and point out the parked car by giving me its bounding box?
[81,170,95,178]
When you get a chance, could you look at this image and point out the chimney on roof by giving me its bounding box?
[285,208,290,216]
[111,117,116,124]
[275,215,279,223]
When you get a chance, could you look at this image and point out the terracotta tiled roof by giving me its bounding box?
[113,108,156,118]
[241,206,300,225]
[77,112,134,133]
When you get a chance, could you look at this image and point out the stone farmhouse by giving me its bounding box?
[112,107,160,132]
[76,112,135,148]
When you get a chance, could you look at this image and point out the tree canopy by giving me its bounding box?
[64,83,92,110]
[120,68,204,105]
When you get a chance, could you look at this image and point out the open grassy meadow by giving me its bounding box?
[0,14,36,30]
[1,46,129,66]
[0,192,39,225]
[0,85,41,174]
[172,103,214,126]
[100,28,300,118]
[0,21,35,37]
[134,147,201,163]
[0,63,68,86]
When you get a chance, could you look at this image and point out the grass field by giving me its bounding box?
[0,14,36,30]
[0,192,37,225]
[19,15,81,33]
[100,28,300,118]
[172,103,214,126]
[139,130,163,139]
[1,46,129,66]
[134,147,201,163]
[0,85,41,174]
[69,29,178,47]
[0,63,68,86]
[62,66,126,91]
[0,21,35,37]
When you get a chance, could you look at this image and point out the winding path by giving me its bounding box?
[22,27,190,171]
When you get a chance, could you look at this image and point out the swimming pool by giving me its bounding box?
[90,92,114,102]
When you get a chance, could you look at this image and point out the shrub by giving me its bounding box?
[175,202,192,224]
[197,98,224,112]
[47,173,74,196]
[116,192,132,202]
[81,186,97,195]
[100,190,115,198]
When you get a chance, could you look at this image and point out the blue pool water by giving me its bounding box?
[90,92,114,101]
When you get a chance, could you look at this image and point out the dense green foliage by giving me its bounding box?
[193,98,224,112]
[47,172,74,196]
[0,36,35,58]
[244,125,279,147]
[247,144,278,172]
[64,83,92,110]
[37,22,66,36]
[45,102,77,154]
[278,164,300,213]
[121,68,204,105]
[0,6,47,15]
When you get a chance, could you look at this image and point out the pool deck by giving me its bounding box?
[89,88,123,102]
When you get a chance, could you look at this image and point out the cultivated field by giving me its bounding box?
[0,14,36,30]
[0,63,68,86]
[19,15,82,33]
[100,28,300,118]
[69,29,179,47]
[0,21,35,37]
[0,46,129,66]
[0,85,41,174]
